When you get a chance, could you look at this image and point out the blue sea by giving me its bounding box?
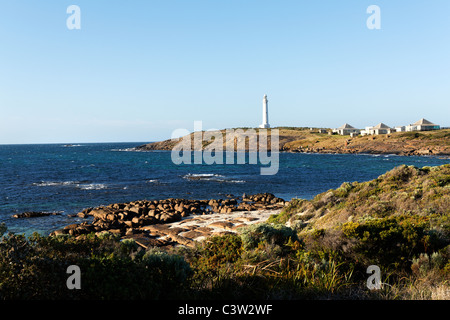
[0,142,449,235]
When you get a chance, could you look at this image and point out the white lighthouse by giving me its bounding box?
[259,94,270,128]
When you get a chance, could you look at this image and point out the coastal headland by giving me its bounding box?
[136,127,450,156]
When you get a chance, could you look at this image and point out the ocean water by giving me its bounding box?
[0,142,448,235]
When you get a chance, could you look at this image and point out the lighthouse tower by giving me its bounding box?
[259,94,270,128]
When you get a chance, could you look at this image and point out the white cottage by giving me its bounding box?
[405,118,440,132]
[332,123,361,135]
[361,123,394,136]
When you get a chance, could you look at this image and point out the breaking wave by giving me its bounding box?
[183,173,245,184]
[110,148,137,152]
[32,181,108,190]
[32,181,80,187]
[77,183,107,190]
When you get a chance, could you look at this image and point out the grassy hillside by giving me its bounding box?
[137,127,450,156]
[271,164,450,229]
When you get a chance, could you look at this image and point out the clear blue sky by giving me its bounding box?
[1,0,449,144]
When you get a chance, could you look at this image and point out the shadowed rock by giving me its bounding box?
[12,211,61,219]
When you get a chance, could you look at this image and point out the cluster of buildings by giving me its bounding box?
[331,118,441,137]
[257,95,443,138]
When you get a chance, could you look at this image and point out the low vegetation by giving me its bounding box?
[0,164,449,299]
[137,128,450,156]
[274,164,450,229]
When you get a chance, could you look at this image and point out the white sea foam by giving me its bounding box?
[32,180,108,190]
[228,180,246,184]
[183,173,225,180]
[77,183,107,190]
[32,181,79,187]
[110,148,137,152]
[183,173,245,183]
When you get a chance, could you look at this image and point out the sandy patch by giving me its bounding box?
[143,208,281,246]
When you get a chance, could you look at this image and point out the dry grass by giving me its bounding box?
[281,164,450,231]
[138,128,450,154]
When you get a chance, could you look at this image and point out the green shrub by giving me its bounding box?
[0,233,191,299]
[239,223,299,250]
[334,182,354,198]
[341,215,445,270]
[0,233,74,299]
[411,252,447,277]
[143,248,191,281]
[0,223,6,237]
[267,198,306,224]
[193,234,243,271]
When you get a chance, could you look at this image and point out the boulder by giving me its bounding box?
[165,227,189,237]
[64,223,80,230]
[128,206,141,215]
[141,216,157,226]
[160,212,180,223]
[168,234,196,248]
[50,229,68,236]
[196,227,213,234]
[208,199,218,206]
[75,224,94,235]
[180,210,189,217]
[12,211,61,219]
[180,230,205,239]
[208,221,235,230]
[89,208,110,220]
[77,212,87,218]
[131,217,141,226]
[123,220,133,228]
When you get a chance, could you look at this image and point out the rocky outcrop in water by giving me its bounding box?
[12,211,61,219]
[50,193,287,248]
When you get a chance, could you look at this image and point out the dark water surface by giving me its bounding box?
[1,142,448,235]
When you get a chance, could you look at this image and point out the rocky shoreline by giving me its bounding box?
[135,128,450,157]
[281,144,450,157]
[137,141,450,157]
[50,193,287,249]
